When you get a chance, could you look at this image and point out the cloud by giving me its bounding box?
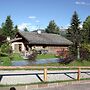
[75,1,85,5]
[18,22,42,31]
[18,23,31,31]
[30,25,38,30]
[35,20,40,23]
[79,24,83,28]
[75,1,90,5]
[28,16,40,23]
[28,16,36,19]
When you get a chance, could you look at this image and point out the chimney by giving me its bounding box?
[37,30,41,34]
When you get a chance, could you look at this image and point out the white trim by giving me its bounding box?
[11,42,25,52]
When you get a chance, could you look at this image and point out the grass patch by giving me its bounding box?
[12,53,23,61]
[37,54,56,59]
[0,57,11,66]
[67,60,90,66]
[0,53,23,66]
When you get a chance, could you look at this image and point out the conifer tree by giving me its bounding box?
[67,11,81,55]
[2,16,14,38]
[82,16,90,43]
[45,20,60,34]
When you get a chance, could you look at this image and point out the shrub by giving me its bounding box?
[0,52,8,57]
[61,54,76,64]
[1,42,12,54]
[80,45,90,61]
[27,50,37,60]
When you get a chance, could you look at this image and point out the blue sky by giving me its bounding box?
[0,0,90,31]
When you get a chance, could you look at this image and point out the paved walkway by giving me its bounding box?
[0,80,90,90]
[33,82,90,90]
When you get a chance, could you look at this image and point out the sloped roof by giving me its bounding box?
[17,31,73,46]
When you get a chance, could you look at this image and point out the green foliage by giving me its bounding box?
[24,27,29,32]
[12,53,23,61]
[45,20,60,34]
[1,16,14,38]
[13,25,19,38]
[0,57,11,66]
[37,54,55,59]
[0,32,6,46]
[80,44,90,61]
[67,11,81,55]
[0,42,12,54]
[82,44,90,52]
[68,60,90,66]
[82,16,90,43]
[0,52,8,57]
[0,53,23,66]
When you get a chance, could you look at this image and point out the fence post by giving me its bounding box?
[44,67,47,82]
[77,67,81,81]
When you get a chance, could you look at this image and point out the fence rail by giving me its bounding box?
[0,66,90,82]
[0,66,90,69]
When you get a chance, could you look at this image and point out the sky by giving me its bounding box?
[0,0,90,31]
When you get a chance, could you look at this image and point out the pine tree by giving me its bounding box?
[82,16,90,43]
[13,25,19,38]
[45,20,60,34]
[0,29,6,46]
[67,11,81,55]
[24,27,29,32]
[2,16,14,38]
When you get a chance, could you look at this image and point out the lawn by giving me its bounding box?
[68,60,90,66]
[12,53,23,61]
[0,57,11,66]
[37,54,56,59]
[0,53,23,66]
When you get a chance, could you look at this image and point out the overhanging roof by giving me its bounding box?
[13,31,73,46]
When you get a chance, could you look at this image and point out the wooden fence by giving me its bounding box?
[0,66,90,82]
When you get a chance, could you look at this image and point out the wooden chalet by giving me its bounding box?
[11,31,73,57]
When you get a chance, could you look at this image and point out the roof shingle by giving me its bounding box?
[18,31,73,46]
